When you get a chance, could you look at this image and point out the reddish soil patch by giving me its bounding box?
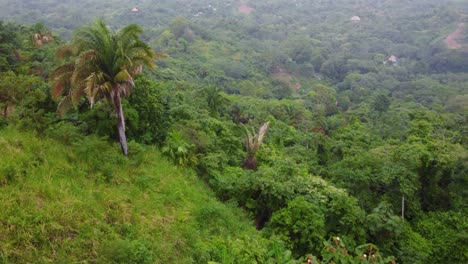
[444,23,465,49]
[272,65,291,80]
[239,1,253,15]
[271,65,302,91]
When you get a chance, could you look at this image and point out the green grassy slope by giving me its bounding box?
[0,126,267,263]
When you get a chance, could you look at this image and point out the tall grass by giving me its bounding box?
[0,125,269,263]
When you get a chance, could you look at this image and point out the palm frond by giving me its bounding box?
[51,63,75,79]
[103,82,113,93]
[57,96,73,117]
[118,24,143,39]
[51,83,65,99]
[243,122,270,155]
[74,20,112,53]
[243,125,256,153]
[114,69,133,83]
[257,122,270,147]
[70,86,85,106]
[51,65,74,98]
[116,82,134,98]
[51,63,76,100]
[85,72,105,107]
[56,44,76,60]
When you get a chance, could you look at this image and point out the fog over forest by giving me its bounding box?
[0,0,467,263]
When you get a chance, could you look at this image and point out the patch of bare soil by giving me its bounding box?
[271,65,302,91]
[239,1,253,15]
[444,23,465,49]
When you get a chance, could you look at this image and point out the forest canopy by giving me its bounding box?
[0,0,467,263]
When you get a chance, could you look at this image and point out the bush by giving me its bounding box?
[44,121,84,145]
[267,196,326,256]
[162,130,198,167]
[414,211,468,264]
[398,223,432,264]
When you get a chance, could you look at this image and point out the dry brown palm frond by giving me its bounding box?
[51,63,75,79]
[257,122,270,148]
[57,96,73,117]
[70,87,85,106]
[243,121,270,155]
[51,83,65,99]
[85,72,105,107]
[51,66,75,101]
[56,45,76,60]
[243,125,255,153]
[51,73,73,98]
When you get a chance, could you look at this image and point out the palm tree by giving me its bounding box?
[51,20,157,156]
[243,122,270,170]
[205,85,228,116]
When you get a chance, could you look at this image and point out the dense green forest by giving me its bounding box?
[0,0,467,263]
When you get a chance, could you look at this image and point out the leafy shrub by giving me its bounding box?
[127,76,168,145]
[267,240,300,264]
[366,202,403,254]
[44,121,84,145]
[414,211,468,264]
[268,196,326,256]
[162,130,198,167]
[318,237,395,264]
[397,223,432,264]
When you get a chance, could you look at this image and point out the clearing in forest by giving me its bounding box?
[239,1,253,15]
[271,65,302,91]
[444,23,465,49]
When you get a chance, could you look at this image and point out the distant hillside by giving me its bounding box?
[445,22,467,51]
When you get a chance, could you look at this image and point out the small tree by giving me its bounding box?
[0,71,41,118]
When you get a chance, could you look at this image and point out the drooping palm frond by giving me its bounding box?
[55,44,76,60]
[73,20,112,54]
[71,50,98,87]
[114,69,133,83]
[50,63,75,98]
[57,96,73,117]
[84,72,106,107]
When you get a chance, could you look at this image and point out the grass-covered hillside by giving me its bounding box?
[0,126,270,263]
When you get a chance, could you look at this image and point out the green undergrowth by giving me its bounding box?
[0,125,270,263]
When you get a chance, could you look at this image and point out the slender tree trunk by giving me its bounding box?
[243,155,258,170]
[113,92,128,156]
[3,105,7,118]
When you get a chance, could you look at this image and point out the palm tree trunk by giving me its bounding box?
[113,92,128,156]
[243,155,258,170]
